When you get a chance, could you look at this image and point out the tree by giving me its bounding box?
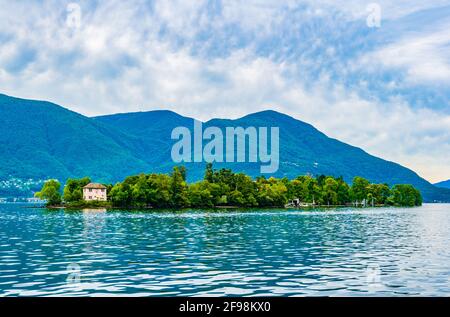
[351,177,370,203]
[323,177,339,206]
[204,163,214,183]
[336,178,350,205]
[35,180,62,206]
[63,177,91,202]
[256,178,288,207]
[301,175,320,204]
[234,173,258,207]
[188,182,214,208]
[170,167,190,208]
[368,183,390,205]
[131,174,150,207]
[389,184,422,207]
[100,165,422,209]
[147,174,171,208]
[109,183,131,207]
[229,190,245,206]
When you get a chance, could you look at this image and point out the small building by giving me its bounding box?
[83,183,107,201]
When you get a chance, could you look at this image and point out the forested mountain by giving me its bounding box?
[1,93,449,202]
[435,180,450,189]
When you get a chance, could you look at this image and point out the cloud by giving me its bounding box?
[0,0,449,182]
[358,26,450,84]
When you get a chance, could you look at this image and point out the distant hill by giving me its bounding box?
[435,180,450,189]
[0,94,150,186]
[1,93,450,202]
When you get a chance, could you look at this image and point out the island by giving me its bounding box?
[34,164,423,209]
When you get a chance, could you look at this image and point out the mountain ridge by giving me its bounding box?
[435,180,450,189]
[1,93,449,202]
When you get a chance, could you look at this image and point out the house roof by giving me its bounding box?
[83,183,107,189]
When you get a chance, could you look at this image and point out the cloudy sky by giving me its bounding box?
[0,0,449,183]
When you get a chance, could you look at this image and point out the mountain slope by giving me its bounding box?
[96,109,450,202]
[94,110,194,168]
[0,93,151,184]
[1,93,449,202]
[435,180,450,189]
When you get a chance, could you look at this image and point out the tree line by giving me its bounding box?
[35,164,422,208]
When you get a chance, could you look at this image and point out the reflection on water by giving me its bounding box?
[0,204,449,296]
[82,208,107,213]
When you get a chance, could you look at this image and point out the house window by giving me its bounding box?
[89,188,92,192]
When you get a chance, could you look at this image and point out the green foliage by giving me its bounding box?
[63,177,91,202]
[49,166,423,209]
[367,183,391,205]
[188,182,214,208]
[388,184,423,207]
[255,177,288,207]
[350,177,371,202]
[35,180,62,206]
[336,177,351,205]
[108,173,173,208]
[170,167,189,208]
[323,177,339,205]
[113,166,423,208]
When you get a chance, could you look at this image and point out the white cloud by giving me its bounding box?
[359,28,450,84]
[0,0,449,182]
[304,0,450,19]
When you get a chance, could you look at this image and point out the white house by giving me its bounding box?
[83,183,107,201]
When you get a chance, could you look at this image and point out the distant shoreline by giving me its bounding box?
[23,203,426,212]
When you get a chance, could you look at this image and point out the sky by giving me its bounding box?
[0,0,449,183]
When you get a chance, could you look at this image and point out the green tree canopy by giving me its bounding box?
[82,165,423,209]
[35,180,62,206]
[63,177,91,202]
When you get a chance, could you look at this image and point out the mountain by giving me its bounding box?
[435,180,450,189]
[95,109,450,202]
[0,94,150,186]
[94,110,194,171]
[1,93,449,202]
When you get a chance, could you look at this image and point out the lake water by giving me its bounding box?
[0,204,449,297]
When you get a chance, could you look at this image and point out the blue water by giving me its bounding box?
[0,204,449,297]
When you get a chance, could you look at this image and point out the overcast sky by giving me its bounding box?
[0,0,449,183]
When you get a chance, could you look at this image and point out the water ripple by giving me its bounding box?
[0,204,449,296]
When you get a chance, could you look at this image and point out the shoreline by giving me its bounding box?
[23,204,416,211]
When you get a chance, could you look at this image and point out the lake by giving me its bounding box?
[0,203,449,296]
